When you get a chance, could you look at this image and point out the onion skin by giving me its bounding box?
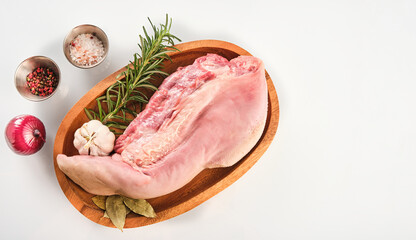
[5,115,46,155]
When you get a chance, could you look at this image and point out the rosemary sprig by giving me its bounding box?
[85,15,181,134]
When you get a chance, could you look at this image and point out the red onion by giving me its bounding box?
[5,115,46,155]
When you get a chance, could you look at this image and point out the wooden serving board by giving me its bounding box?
[53,40,279,228]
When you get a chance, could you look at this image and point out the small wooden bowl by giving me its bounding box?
[53,40,279,228]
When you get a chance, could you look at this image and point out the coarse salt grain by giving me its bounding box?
[69,33,105,67]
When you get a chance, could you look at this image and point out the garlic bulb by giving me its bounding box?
[73,120,115,156]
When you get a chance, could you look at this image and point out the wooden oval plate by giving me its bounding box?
[53,40,279,228]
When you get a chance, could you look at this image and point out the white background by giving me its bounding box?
[1,0,415,239]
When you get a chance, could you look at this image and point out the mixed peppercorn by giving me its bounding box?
[26,67,58,97]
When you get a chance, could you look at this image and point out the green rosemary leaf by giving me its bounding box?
[121,107,138,117]
[135,75,152,85]
[106,91,114,112]
[97,95,107,102]
[138,84,159,92]
[145,58,165,71]
[148,17,155,31]
[109,124,127,130]
[143,26,151,43]
[129,95,148,103]
[96,99,104,121]
[108,87,119,93]
[131,89,149,99]
[119,81,125,98]
[84,108,94,120]
[139,36,145,56]
[149,51,170,61]
[145,70,169,76]
[106,123,121,129]
[121,109,126,121]
[92,110,98,119]
[128,69,135,83]
[165,45,181,52]
[109,115,125,120]
[116,71,125,79]
[116,86,122,107]
[105,121,120,125]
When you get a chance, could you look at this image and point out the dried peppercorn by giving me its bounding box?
[26,67,58,97]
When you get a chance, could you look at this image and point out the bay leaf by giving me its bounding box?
[92,195,107,210]
[103,205,130,220]
[123,197,156,218]
[106,195,127,231]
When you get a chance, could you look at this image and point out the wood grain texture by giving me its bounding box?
[53,40,279,228]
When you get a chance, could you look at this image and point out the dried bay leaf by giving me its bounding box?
[106,195,127,231]
[123,197,156,218]
[103,209,127,218]
[92,195,107,210]
[102,199,130,222]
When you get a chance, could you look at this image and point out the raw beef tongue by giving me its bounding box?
[114,54,229,153]
[57,53,268,199]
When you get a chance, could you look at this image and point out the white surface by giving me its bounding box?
[1,0,416,239]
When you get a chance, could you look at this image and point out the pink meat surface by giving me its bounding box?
[57,54,268,199]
